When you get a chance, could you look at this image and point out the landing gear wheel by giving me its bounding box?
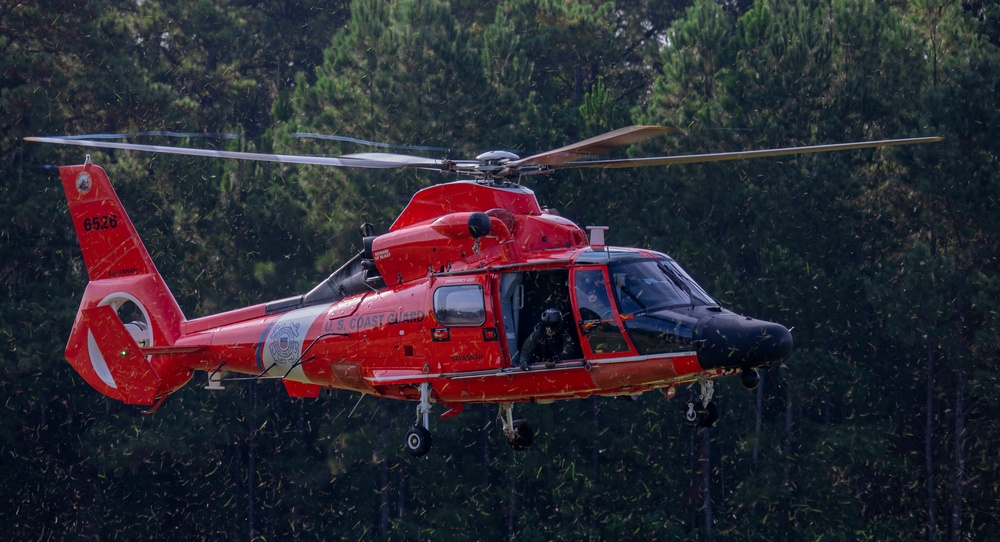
[404,425,432,457]
[507,419,534,451]
[498,403,534,451]
[741,368,761,390]
[684,379,719,428]
[404,382,433,457]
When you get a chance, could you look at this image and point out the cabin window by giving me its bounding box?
[434,285,486,326]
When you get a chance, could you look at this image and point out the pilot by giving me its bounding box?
[519,308,578,370]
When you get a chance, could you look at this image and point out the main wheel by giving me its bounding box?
[507,419,534,451]
[404,426,432,457]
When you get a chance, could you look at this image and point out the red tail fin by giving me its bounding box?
[61,164,161,280]
[59,164,191,404]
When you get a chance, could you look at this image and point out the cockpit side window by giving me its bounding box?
[573,268,630,355]
[576,269,614,321]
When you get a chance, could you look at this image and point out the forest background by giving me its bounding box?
[2,0,998,540]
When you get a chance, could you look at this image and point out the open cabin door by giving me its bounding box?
[497,269,580,367]
[497,273,523,366]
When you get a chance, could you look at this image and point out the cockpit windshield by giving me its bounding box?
[609,258,717,314]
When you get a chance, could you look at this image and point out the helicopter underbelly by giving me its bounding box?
[428,351,703,402]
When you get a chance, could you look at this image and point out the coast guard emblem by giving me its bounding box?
[267,321,301,366]
[76,172,92,195]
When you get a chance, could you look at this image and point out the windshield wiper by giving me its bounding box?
[658,262,694,306]
[619,284,647,310]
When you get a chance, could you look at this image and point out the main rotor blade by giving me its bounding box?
[340,152,477,169]
[293,133,459,153]
[24,137,452,170]
[511,125,677,167]
[556,137,943,170]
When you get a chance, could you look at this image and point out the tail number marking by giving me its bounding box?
[83,214,119,232]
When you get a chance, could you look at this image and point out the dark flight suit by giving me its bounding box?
[519,323,578,369]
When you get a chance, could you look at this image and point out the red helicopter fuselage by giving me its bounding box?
[60,162,791,450]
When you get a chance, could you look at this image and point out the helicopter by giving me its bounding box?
[26,126,939,456]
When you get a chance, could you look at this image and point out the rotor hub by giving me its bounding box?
[475,150,520,163]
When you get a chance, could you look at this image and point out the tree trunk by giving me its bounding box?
[379,457,390,536]
[702,428,714,542]
[950,358,966,542]
[397,464,407,542]
[574,65,584,104]
[753,371,765,466]
[686,427,698,532]
[783,386,794,491]
[926,343,937,542]
[507,471,519,539]
[482,404,491,487]
[592,399,601,471]
[950,287,967,542]
[247,383,257,542]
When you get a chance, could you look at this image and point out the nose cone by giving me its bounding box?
[694,314,793,370]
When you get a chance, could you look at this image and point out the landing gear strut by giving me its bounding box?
[499,403,533,450]
[684,379,719,429]
[404,383,433,457]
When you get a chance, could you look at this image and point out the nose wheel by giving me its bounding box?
[741,368,761,390]
[684,379,719,429]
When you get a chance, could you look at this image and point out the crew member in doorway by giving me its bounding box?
[519,308,578,370]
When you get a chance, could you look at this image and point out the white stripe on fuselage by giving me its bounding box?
[260,304,330,382]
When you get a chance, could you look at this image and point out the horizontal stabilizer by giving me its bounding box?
[282,379,322,399]
[82,306,162,405]
[141,345,205,356]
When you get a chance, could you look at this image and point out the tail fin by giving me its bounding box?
[59,163,191,404]
[79,305,163,405]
